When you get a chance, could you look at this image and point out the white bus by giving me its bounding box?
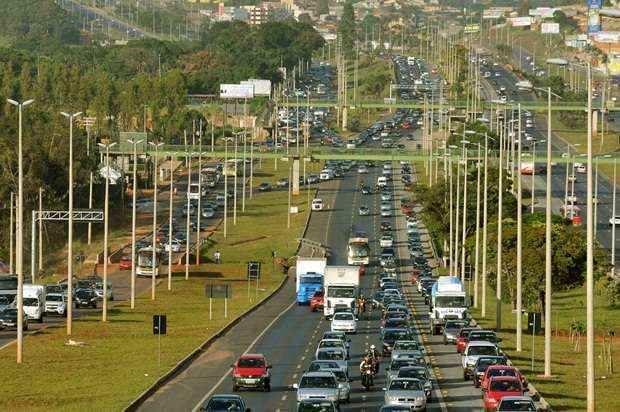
[136,247,160,277]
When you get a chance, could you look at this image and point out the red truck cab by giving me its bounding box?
[483,376,524,411]
[232,354,271,392]
[310,289,324,312]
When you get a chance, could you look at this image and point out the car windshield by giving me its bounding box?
[445,321,469,330]
[497,399,536,411]
[237,358,264,368]
[468,346,498,356]
[47,295,63,302]
[488,368,517,378]
[399,369,426,380]
[469,332,497,342]
[389,380,422,391]
[333,313,354,321]
[394,342,419,351]
[300,376,336,388]
[320,341,341,348]
[317,351,344,360]
[490,379,522,392]
[477,358,505,371]
[384,330,412,341]
[204,399,243,411]
[23,298,38,306]
[76,290,93,298]
[390,360,420,371]
[308,362,339,372]
[298,401,335,412]
[435,296,467,307]
[327,287,355,298]
[2,309,17,316]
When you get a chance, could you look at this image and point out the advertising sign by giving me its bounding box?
[464,24,480,34]
[241,79,271,96]
[483,9,503,19]
[219,84,254,99]
[510,17,533,27]
[541,22,560,34]
[588,9,601,33]
[530,7,557,18]
[589,0,603,9]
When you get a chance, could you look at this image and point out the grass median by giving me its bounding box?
[0,162,312,411]
[467,282,620,411]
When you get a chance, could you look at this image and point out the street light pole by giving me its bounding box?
[61,110,82,334]
[612,159,617,270]
[496,116,504,331]
[454,154,461,277]
[481,134,490,318]
[128,138,144,309]
[474,142,482,308]
[149,141,164,300]
[98,142,116,322]
[586,64,595,412]
[516,104,523,352]
[460,140,469,284]
[544,87,553,377]
[168,152,174,291]
[7,98,33,363]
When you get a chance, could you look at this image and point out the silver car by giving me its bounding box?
[315,347,348,376]
[322,367,350,403]
[383,378,427,411]
[443,319,469,344]
[395,366,433,400]
[386,356,426,384]
[294,371,341,406]
[391,340,425,360]
[316,339,349,359]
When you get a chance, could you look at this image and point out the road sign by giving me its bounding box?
[220,84,254,99]
[247,261,261,280]
[153,315,167,335]
[206,283,231,299]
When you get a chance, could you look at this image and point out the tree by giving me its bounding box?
[316,0,329,15]
[518,0,531,17]
[338,0,357,59]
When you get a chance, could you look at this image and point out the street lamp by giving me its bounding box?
[60,110,82,333]
[460,138,471,284]
[127,137,144,309]
[7,97,34,363]
[148,141,164,301]
[531,139,546,213]
[448,144,458,275]
[97,141,116,322]
[481,135,495,318]
[594,154,611,238]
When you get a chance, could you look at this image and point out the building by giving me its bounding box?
[248,5,269,25]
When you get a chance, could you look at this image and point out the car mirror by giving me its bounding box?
[292,383,299,389]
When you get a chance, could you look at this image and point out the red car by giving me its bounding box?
[483,376,525,411]
[232,354,271,392]
[410,269,421,283]
[401,203,413,215]
[360,264,366,276]
[481,365,527,392]
[119,255,132,270]
[456,327,479,353]
[310,290,324,312]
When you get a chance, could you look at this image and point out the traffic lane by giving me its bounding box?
[392,160,483,411]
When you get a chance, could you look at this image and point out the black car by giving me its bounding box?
[380,221,392,232]
[0,308,28,330]
[381,327,415,355]
[472,355,508,387]
[257,182,272,192]
[75,288,98,309]
[361,185,372,195]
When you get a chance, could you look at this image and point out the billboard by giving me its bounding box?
[588,9,601,33]
[241,79,271,97]
[219,84,254,99]
[464,24,480,34]
[529,7,557,18]
[588,0,603,9]
[510,17,533,27]
[541,22,560,34]
[483,9,503,19]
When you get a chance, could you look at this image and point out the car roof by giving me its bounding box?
[303,371,336,377]
[210,394,243,400]
[489,375,520,381]
[499,396,534,401]
[487,364,516,370]
[239,354,265,359]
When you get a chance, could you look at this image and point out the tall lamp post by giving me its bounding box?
[7,98,34,363]
[97,141,116,322]
[61,111,82,333]
[128,137,144,309]
[149,141,164,300]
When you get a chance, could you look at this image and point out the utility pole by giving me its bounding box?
[544,88,553,377]
[460,140,469,283]
[185,132,192,279]
[496,117,504,331]
[98,141,116,322]
[474,142,482,308]
[586,64,595,412]
[516,105,523,352]
[61,111,82,333]
[481,134,490,318]
[128,137,143,309]
[149,141,164,300]
[167,153,174,291]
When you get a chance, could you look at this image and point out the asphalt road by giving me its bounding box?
[483,63,618,265]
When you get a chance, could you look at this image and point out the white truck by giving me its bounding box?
[429,276,468,335]
[296,257,327,305]
[323,266,360,318]
[23,284,46,322]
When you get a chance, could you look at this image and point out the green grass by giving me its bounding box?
[0,162,310,411]
[467,281,620,411]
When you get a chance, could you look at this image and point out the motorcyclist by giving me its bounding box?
[367,345,380,374]
[359,355,374,387]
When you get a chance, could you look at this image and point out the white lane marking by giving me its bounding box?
[301,355,306,361]
[296,364,302,369]
[281,395,287,401]
[191,300,297,412]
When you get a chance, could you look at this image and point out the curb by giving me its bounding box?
[124,274,289,412]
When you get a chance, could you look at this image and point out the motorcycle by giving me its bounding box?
[361,365,374,390]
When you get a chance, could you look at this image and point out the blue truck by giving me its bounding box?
[296,257,327,304]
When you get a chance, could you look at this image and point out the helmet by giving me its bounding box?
[370,345,376,350]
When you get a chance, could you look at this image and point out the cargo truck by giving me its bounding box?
[323,266,360,318]
[296,257,327,305]
[429,276,468,335]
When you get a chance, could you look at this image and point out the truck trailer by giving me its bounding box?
[323,266,360,318]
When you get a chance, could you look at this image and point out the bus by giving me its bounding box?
[136,247,160,277]
[347,237,370,265]
[0,275,17,306]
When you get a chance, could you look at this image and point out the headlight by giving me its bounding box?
[416,396,425,402]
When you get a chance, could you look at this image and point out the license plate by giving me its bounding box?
[244,379,257,383]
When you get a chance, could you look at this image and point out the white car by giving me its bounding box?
[331,312,357,333]
[381,209,392,217]
[462,341,500,380]
[576,164,587,174]
[380,236,394,248]
[311,198,324,211]
[44,293,67,317]
[381,193,392,201]
[164,239,182,253]
[358,166,368,174]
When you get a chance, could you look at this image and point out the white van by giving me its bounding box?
[311,198,324,211]
[23,284,46,322]
[377,176,387,187]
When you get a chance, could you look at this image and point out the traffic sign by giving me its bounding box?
[247,261,261,280]
[153,314,167,335]
[206,283,231,299]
